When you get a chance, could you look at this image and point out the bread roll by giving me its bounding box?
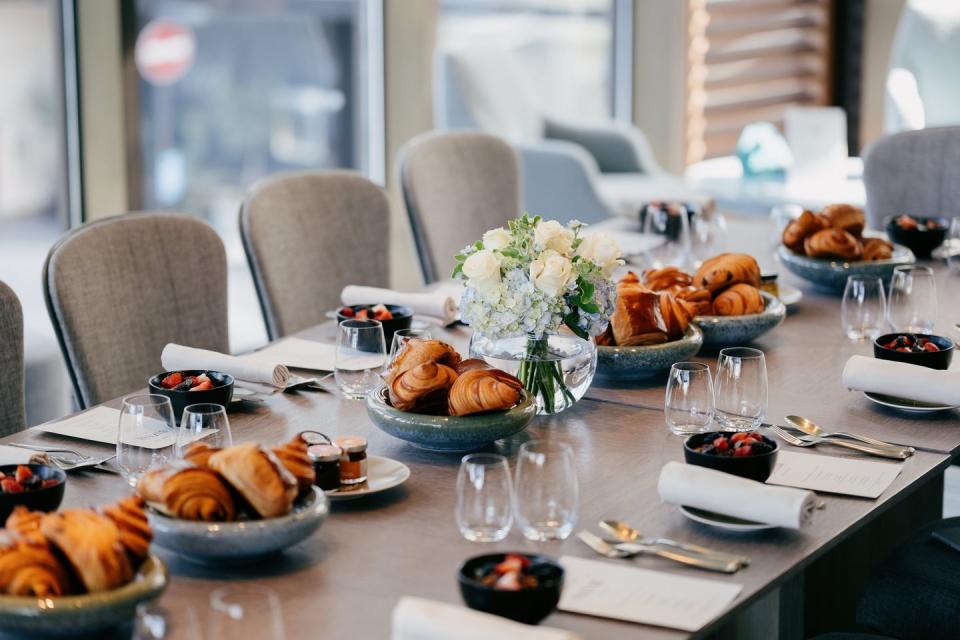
[712,284,765,316]
[821,203,865,238]
[803,229,863,261]
[862,237,893,261]
[209,443,297,519]
[389,361,459,414]
[693,253,761,294]
[782,210,830,254]
[384,339,461,383]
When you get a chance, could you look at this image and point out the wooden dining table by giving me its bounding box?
[7,217,959,639]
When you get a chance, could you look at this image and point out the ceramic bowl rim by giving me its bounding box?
[694,291,786,325]
[367,387,535,425]
[777,242,915,268]
[596,324,703,355]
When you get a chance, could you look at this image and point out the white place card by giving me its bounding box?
[34,406,217,450]
[766,451,902,499]
[558,556,742,632]
[243,337,338,372]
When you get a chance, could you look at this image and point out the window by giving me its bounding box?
[685,0,834,164]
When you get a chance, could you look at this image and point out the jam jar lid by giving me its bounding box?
[308,444,342,462]
[334,435,368,453]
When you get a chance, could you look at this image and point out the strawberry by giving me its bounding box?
[340,306,355,317]
[730,432,749,443]
[160,372,183,389]
[713,436,729,452]
[1,478,24,493]
[190,380,214,392]
[15,465,32,483]
[495,555,524,574]
[193,374,211,387]
[356,308,369,320]
[733,445,752,457]
[495,572,522,591]
[41,478,60,489]
[738,437,760,448]
[923,341,940,352]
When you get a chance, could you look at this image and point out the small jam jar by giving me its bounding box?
[307,444,342,490]
[334,435,368,485]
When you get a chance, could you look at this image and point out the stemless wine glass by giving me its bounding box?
[456,453,513,542]
[117,395,177,488]
[642,202,693,269]
[208,586,285,639]
[664,362,715,435]
[841,276,887,341]
[389,327,432,361]
[887,265,938,333]
[714,348,768,431]
[335,318,387,399]
[176,403,232,458]
[513,440,578,541]
[948,218,960,273]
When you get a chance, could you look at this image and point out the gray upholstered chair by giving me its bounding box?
[399,130,520,284]
[239,171,391,339]
[0,280,25,436]
[44,213,229,408]
[862,127,960,229]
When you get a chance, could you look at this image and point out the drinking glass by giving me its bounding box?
[714,348,768,431]
[133,603,201,640]
[389,327,432,361]
[664,362,715,435]
[456,453,513,542]
[335,319,387,399]
[841,276,887,341]
[642,202,693,269]
[117,394,177,488]
[208,586,285,639]
[176,403,232,458]
[513,441,578,541]
[948,218,960,273]
[887,265,938,333]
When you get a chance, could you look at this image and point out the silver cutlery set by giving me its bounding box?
[7,443,117,472]
[766,414,915,460]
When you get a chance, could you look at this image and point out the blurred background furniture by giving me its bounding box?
[0,280,25,436]
[399,130,520,284]
[240,171,391,339]
[862,126,960,228]
[44,213,229,408]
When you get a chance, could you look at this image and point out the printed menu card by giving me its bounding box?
[558,556,742,631]
[766,451,902,499]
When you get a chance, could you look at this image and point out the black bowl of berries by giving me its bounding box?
[874,333,954,370]
[336,304,413,346]
[684,431,779,483]
[458,552,564,625]
[148,370,234,421]
[885,215,948,259]
[0,464,66,523]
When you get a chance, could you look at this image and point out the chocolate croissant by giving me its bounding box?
[642,266,693,291]
[272,434,316,492]
[693,253,761,294]
[41,509,133,593]
[803,228,863,261]
[181,441,220,467]
[384,339,461,383]
[388,361,459,413]
[782,210,830,254]
[821,203,865,238]
[209,443,297,519]
[0,533,73,597]
[139,465,236,522]
[862,237,894,261]
[101,496,152,563]
[712,283,765,316]
[658,292,694,340]
[448,369,523,416]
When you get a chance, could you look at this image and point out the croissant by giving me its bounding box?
[209,443,297,519]
[657,292,693,340]
[448,369,523,416]
[821,203,865,238]
[642,266,693,291]
[670,286,712,316]
[41,509,133,593]
[803,228,863,261]
[101,496,152,563]
[384,339,461,383]
[388,361,459,413]
[0,533,73,597]
[272,434,316,492]
[181,441,220,467]
[693,253,761,294]
[712,283,765,316]
[782,210,830,254]
[138,465,236,522]
[454,358,491,375]
[610,281,668,346]
[5,506,45,544]
[619,271,641,285]
[862,237,894,261]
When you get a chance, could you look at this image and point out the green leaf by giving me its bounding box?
[452,263,463,278]
[579,278,595,302]
[579,302,600,314]
[474,240,483,250]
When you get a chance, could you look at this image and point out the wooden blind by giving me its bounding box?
[686,0,834,165]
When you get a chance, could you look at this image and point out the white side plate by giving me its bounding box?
[679,505,777,532]
[325,455,411,501]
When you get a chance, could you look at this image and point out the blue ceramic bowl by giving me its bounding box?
[777,244,915,292]
[596,324,703,378]
[0,555,167,637]
[366,387,536,452]
[694,292,786,348]
[147,486,328,565]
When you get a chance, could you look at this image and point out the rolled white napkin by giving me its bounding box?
[0,445,48,465]
[391,597,579,640]
[161,344,290,388]
[341,286,458,325]
[842,354,960,406]
[658,461,816,529]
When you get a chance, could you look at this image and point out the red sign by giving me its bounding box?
[135,20,196,87]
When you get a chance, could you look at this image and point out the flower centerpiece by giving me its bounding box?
[454,214,622,414]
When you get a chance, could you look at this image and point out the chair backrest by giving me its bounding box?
[240,171,391,339]
[44,213,228,408]
[862,127,960,228]
[399,131,521,284]
[0,281,25,436]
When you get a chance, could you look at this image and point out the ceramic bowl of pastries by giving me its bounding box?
[778,203,915,291]
[594,271,704,378]
[638,255,786,348]
[139,435,329,564]
[0,496,167,636]
[366,339,537,452]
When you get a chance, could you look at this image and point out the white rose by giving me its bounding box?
[577,233,623,276]
[530,250,574,298]
[462,249,502,301]
[482,227,511,251]
[534,220,574,255]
